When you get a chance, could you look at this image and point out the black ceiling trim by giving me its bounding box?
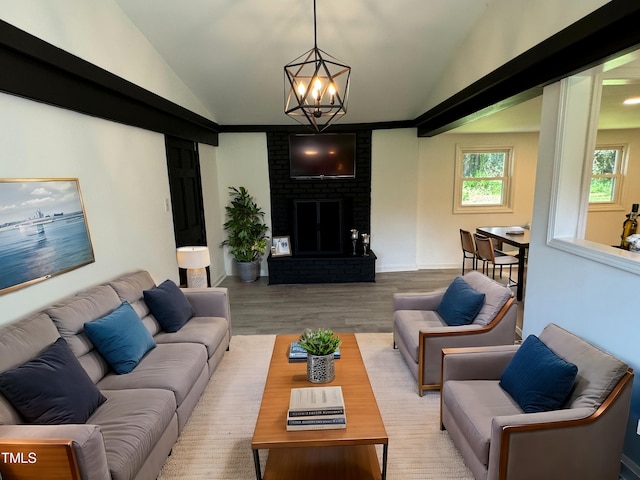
[218,120,414,134]
[0,19,220,146]
[415,0,640,137]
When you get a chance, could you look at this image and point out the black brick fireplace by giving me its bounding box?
[266,130,375,284]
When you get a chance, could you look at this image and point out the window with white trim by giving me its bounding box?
[588,145,626,209]
[454,146,514,213]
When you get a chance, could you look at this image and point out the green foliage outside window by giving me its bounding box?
[461,152,506,205]
[589,149,618,203]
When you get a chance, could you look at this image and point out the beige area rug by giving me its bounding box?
[158,333,473,479]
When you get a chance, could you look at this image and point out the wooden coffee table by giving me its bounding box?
[251,333,388,480]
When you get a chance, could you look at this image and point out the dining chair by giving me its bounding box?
[474,233,519,287]
[459,229,477,275]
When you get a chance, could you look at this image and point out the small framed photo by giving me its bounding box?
[271,236,291,257]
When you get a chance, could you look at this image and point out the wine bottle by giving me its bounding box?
[620,203,639,249]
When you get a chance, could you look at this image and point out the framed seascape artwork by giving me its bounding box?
[271,236,291,257]
[0,178,95,295]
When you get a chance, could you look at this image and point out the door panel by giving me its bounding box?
[165,135,208,285]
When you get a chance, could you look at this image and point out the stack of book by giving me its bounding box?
[288,341,341,362]
[286,386,346,431]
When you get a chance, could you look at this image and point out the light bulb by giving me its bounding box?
[314,78,322,91]
[297,82,306,96]
[328,84,336,105]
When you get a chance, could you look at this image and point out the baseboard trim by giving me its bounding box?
[621,455,640,480]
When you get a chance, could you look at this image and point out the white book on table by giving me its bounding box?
[288,386,345,412]
[286,386,346,431]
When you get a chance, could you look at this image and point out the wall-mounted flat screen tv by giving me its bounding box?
[289,133,356,179]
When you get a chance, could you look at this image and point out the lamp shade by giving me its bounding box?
[176,246,210,269]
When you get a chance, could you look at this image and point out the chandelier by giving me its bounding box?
[284,0,351,132]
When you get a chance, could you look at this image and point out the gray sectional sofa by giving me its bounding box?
[0,270,231,480]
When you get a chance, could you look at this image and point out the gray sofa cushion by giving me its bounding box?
[539,323,629,410]
[46,285,122,357]
[154,316,229,358]
[89,388,176,480]
[393,310,445,362]
[45,285,126,384]
[95,343,207,407]
[0,312,60,371]
[109,270,162,336]
[462,271,513,326]
[443,379,521,466]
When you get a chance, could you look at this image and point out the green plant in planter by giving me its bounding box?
[298,328,342,356]
[220,186,269,262]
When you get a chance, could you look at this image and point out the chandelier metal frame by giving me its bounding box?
[284,0,351,132]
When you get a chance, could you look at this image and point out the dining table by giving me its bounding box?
[475,226,530,301]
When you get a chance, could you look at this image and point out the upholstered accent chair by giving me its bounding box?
[440,323,633,480]
[393,271,516,396]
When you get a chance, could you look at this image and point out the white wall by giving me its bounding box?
[0,0,213,120]
[215,133,271,276]
[417,131,539,269]
[525,80,640,471]
[423,0,610,112]
[0,93,177,323]
[371,129,419,271]
[199,144,226,285]
[0,1,221,324]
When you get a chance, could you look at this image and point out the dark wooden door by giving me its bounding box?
[165,135,207,284]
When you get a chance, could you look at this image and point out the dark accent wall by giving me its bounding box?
[267,131,372,256]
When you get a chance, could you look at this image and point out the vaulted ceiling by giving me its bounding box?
[113,0,496,127]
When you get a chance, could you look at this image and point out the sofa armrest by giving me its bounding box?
[487,407,601,480]
[0,424,109,480]
[182,287,230,320]
[441,345,519,383]
[487,369,633,480]
[393,291,444,311]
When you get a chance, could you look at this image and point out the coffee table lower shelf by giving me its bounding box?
[253,444,387,480]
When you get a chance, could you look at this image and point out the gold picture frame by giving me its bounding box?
[0,178,95,295]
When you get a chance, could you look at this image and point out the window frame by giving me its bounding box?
[453,145,515,214]
[587,144,628,212]
[547,68,640,276]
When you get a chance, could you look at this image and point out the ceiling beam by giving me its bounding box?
[414,0,640,137]
[0,20,220,146]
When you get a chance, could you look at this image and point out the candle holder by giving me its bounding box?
[350,229,359,256]
[361,233,370,256]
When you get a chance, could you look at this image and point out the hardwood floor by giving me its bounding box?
[218,269,524,336]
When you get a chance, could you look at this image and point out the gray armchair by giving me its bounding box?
[393,271,516,395]
[440,323,633,480]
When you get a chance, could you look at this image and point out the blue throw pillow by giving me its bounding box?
[500,335,578,413]
[84,301,156,374]
[435,277,485,326]
[143,279,194,333]
[0,337,106,424]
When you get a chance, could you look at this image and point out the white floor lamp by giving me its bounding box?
[176,246,210,288]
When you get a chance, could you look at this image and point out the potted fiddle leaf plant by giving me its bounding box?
[298,328,342,383]
[220,186,269,282]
